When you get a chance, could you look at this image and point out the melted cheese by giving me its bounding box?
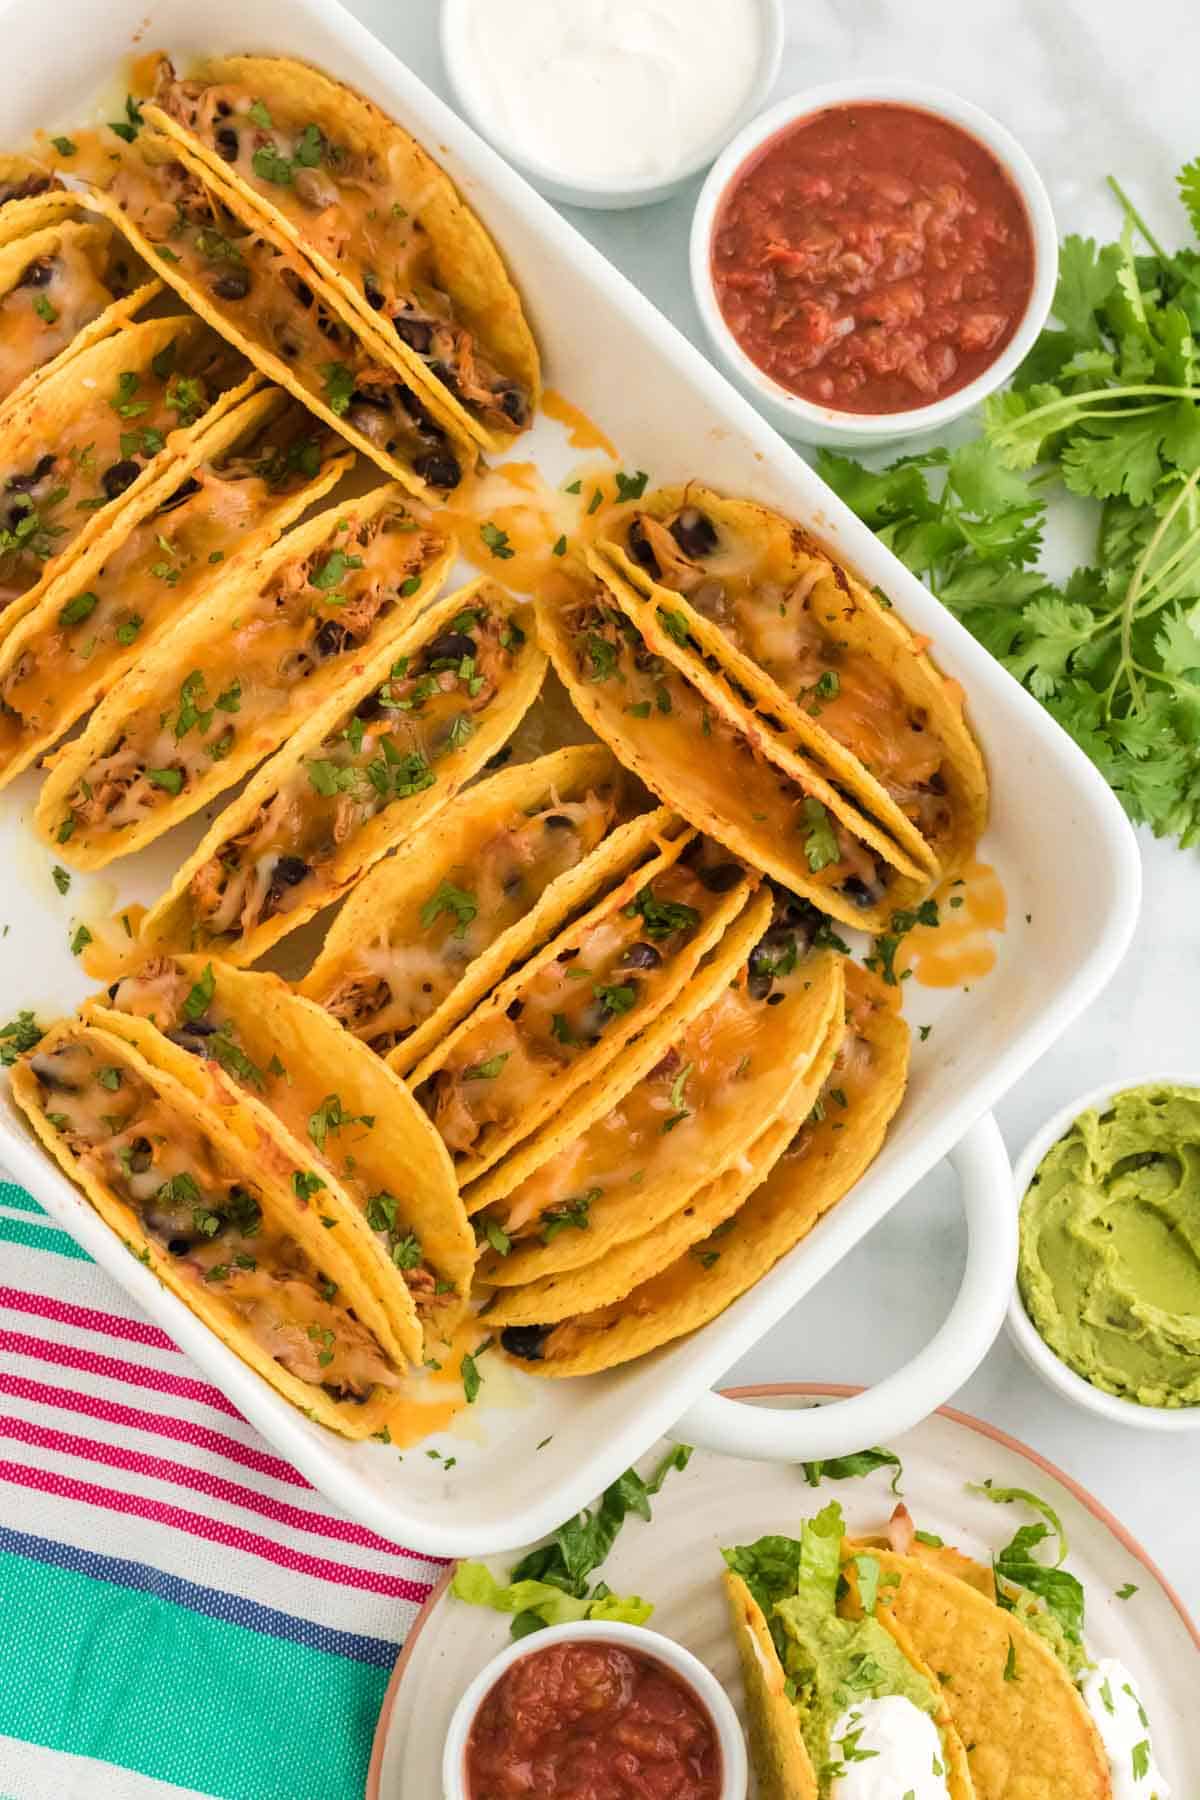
[0,226,114,402]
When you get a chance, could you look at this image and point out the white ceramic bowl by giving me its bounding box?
[440,0,784,210]
[1008,1073,1200,1434]
[441,1618,749,1797]
[689,78,1059,446]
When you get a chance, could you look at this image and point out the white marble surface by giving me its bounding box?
[358,0,1198,1612]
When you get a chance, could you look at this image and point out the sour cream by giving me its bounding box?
[448,0,766,187]
[827,1695,951,1800]
[1080,1660,1170,1799]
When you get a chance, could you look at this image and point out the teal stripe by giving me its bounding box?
[0,1550,389,1800]
[0,1213,93,1262]
[0,1184,50,1216]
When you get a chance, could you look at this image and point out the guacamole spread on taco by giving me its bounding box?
[1019,1082,1200,1408]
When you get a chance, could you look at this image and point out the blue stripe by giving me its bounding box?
[0,1526,401,1668]
[0,1183,48,1216]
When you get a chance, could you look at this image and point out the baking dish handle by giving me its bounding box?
[671,1112,1013,1462]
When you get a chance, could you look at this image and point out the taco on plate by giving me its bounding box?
[497,961,908,1375]
[90,956,473,1360]
[10,1019,407,1436]
[0,312,249,638]
[300,744,639,1075]
[139,581,545,964]
[536,564,933,933]
[85,127,476,498]
[37,483,453,864]
[722,1501,975,1799]
[601,485,988,881]
[411,822,758,1185]
[0,386,349,789]
[144,52,539,447]
[473,890,845,1295]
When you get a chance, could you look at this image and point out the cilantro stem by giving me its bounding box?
[1108,463,1200,716]
[992,385,1200,441]
[1107,174,1200,300]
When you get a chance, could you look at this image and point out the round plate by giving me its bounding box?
[367,1386,1199,1796]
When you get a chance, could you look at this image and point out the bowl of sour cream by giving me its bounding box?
[440,0,784,208]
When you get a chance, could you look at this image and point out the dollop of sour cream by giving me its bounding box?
[1080,1659,1170,1799]
[827,1695,951,1800]
[452,0,764,185]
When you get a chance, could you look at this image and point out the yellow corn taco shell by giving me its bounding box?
[536,566,931,933]
[146,53,540,449]
[474,917,844,1290]
[498,963,908,1375]
[37,484,452,864]
[0,215,150,413]
[89,957,473,1357]
[11,1020,405,1437]
[482,964,846,1322]
[593,541,933,886]
[723,1569,975,1800]
[85,130,477,501]
[3,387,349,794]
[857,1549,1111,1798]
[602,485,988,881]
[0,188,81,247]
[0,313,251,643]
[300,744,640,1075]
[140,580,546,966]
[410,825,755,1185]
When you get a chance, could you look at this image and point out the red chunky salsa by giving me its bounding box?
[712,102,1036,413]
[464,1638,722,1799]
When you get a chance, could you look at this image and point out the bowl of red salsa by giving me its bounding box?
[442,1618,748,1799]
[691,79,1057,445]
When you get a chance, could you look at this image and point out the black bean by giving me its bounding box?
[273,855,310,887]
[102,459,141,500]
[393,315,432,353]
[158,476,201,513]
[363,273,386,312]
[506,999,524,1021]
[501,1324,549,1362]
[767,992,785,1006]
[842,875,878,909]
[425,631,475,663]
[669,508,718,559]
[622,942,662,970]
[180,1018,218,1036]
[697,862,744,894]
[166,1030,205,1057]
[30,1054,78,1093]
[215,126,239,162]
[167,1237,190,1256]
[8,454,56,493]
[315,619,352,659]
[747,971,772,1001]
[211,267,250,301]
[499,387,527,427]
[106,983,120,1002]
[485,745,513,771]
[128,1137,153,1174]
[413,450,462,491]
[355,691,385,722]
[627,517,660,577]
[20,258,53,289]
[543,814,572,831]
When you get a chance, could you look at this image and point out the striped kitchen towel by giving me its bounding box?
[0,1181,443,1800]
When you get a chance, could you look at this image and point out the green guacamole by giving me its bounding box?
[1019,1083,1200,1407]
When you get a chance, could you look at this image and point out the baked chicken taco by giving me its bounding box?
[473,890,845,1297]
[537,566,933,932]
[139,580,545,964]
[601,485,988,881]
[11,1020,407,1437]
[0,312,249,638]
[410,822,758,1185]
[144,53,539,448]
[37,483,453,864]
[0,387,350,790]
[300,744,639,1075]
[90,956,473,1360]
[497,961,908,1375]
[722,1501,975,1799]
[84,127,476,499]
[0,201,154,414]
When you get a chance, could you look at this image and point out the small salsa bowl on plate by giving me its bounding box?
[1008,1072,1200,1434]
[689,78,1058,446]
[441,1618,748,1798]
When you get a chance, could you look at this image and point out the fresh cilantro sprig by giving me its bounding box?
[819,155,1200,850]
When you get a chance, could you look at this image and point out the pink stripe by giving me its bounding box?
[0,1415,409,1557]
[0,1459,435,1600]
[0,1285,178,1351]
[0,1372,310,1488]
[0,1328,242,1417]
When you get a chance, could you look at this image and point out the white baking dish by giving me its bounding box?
[0,0,1140,1556]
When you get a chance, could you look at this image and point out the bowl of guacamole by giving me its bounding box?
[1009,1075,1200,1429]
